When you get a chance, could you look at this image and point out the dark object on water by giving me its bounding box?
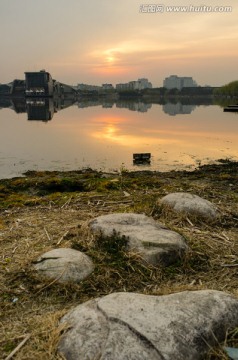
[133,153,151,165]
[224,105,238,112]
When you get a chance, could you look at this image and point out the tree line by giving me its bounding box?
[214,80,238,97]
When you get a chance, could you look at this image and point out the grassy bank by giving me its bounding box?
[1,160,238,359]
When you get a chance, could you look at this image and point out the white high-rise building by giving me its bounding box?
[137,78,152,90]
[116,78,152,91]
[163,75,197,90]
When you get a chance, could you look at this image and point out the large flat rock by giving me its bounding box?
[58,290,238,360]
[33,248,94,283]
[89,213,188,266]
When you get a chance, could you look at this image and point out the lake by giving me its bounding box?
[0,97,238,179]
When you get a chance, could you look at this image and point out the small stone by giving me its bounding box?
[159,192,218,221]
[33,248,94,283]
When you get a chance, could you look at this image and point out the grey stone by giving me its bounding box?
[89,213,188,266]
[58,290,238,360]
[33,248,94,283]
[159,192,218,221]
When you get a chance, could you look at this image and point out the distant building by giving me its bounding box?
[77,83,115,92]
[25,70,54,96]
[77,83,102,91]
[0,84,11,95]
[0,80,25,96]
[11,80,26,95]
[116,78,152,91]
[136,78,153,90]
[116,83,126,91]
[163,75,197,90]
[102,84,114,90]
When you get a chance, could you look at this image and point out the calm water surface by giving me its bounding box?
[0,100,238,179]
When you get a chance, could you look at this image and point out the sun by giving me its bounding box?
[106,56,115,63]
[90,47,131,75]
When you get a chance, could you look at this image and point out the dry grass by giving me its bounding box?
[0,163,238,359]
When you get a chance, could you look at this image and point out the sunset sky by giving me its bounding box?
[1,0,238,87]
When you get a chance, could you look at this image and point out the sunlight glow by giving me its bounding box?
[106,56,115,63]
[91,123,182,147]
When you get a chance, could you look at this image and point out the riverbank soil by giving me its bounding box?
[1,160,238,359]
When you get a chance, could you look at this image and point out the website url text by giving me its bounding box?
[139,4,233,13]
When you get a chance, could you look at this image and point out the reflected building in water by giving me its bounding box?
[77,99,151,112]
[1,96,204,120]
[0,96,76,122]
[116,101,152,113]
[78,100,104,108]
[163,102,196,116]
[0,97,26,114]
[26,98,55,121]
[78,99,152,112]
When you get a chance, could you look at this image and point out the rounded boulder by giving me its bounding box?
[33,248,94,284]
[159,192,218,221]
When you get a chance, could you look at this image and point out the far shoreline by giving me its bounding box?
[1,157,237,181]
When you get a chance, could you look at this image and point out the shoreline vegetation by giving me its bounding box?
[1,159,238,359]
[77,84,238,107]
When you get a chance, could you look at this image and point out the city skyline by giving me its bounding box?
[0,71,200,90]
[1,0,238,87]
